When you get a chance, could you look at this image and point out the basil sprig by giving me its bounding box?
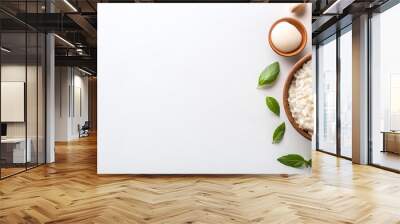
[272,122,285,144]
[258,62,280,87]
[277,154,312,168]
[266,96,280,116]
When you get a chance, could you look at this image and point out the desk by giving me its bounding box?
[381,131,400,154]
[1,138,31,163]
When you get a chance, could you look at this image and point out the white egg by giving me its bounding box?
[271,22,302,53]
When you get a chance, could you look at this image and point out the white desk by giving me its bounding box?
[1,138,31,163]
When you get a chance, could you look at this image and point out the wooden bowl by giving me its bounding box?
[268,17,307,57]
[283,53,312,140]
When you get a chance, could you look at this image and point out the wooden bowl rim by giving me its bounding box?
[268,17,307,57]
[283,53,312,141]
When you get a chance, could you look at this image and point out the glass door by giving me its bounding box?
[317,36,337,155]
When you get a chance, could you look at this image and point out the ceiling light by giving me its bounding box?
[63,0,78,12]
[54,34,75,48]
[76,48,85,55]
[78,67,93,76]
[1,47,11,53]
[323,0,355,15]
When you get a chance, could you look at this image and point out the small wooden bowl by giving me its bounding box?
[268,17,307,57]
[283,53,312,140]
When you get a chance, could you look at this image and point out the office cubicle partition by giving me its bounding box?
[0,1,47,179]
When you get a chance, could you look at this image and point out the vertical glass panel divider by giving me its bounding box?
[25,10,28,171]
[367,12,373,165]
[336,30,341,157]
[315,44,320,151]
[37,31,39,167]
[36,1,39,168]
[0,29,2,179]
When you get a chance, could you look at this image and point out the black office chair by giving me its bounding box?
[79,121,90,138]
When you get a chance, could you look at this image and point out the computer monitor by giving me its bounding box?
[1,123,7,137]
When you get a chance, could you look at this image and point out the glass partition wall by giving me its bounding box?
[317,35,337,155]
[370,3,400,171]
[0,31,27,177]
[316,26,352,159]
[0,3,46,179]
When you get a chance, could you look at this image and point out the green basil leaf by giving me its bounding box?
[265,96,280,116]
[272,122,285,144]
[277,154,306,168]
[305,159,312,168]
[258,62,280,87]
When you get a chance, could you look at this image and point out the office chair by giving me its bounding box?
[79,121,90,138]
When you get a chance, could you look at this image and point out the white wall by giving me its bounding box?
[71,73,89,138]
[98,3,312,174]
[1,65,42,138]
[1,65,26,131]
[55,67,89,141]
[55,67,69,141]
[1,82,25,122]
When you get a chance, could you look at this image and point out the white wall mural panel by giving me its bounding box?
[98,3,312,174]
[1,82,25,122]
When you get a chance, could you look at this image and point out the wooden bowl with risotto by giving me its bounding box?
[283,53,313,140]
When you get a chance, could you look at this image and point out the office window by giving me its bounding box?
[370,3,400,171]
[317,36,337,154]
[339,28,352,158]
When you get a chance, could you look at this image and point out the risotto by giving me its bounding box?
[287,60,313,134]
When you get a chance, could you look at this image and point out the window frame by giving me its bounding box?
[367,0,400,173]
[315,24,353,161]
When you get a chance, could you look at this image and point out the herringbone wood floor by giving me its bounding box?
[1,135,400,224]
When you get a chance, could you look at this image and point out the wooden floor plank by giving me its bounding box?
[0,135,400,223]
